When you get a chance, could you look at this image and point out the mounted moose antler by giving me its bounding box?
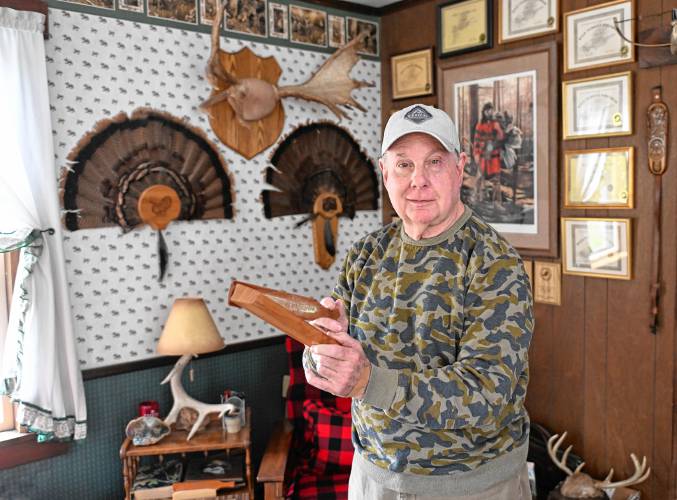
[547,432,651,499]
[201,0,372,124]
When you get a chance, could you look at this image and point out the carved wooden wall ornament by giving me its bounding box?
[200,0,373,159]
[261,122,379,269]
[647,86,669,334]
[60,108,234,279]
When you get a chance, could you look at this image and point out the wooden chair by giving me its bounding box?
[257,338,353,500]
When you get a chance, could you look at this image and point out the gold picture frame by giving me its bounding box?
[564,147,634,208]
[498,0,558,44]
[562,71,633,140]
[438,0,492,57]
[391,48,434,100]
[564,0,634,73]
[561,217,632,280]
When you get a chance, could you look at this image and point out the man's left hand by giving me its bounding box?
[304,297,371,399]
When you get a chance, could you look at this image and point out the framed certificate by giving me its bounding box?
[499,0,558,43]
[563,72,632,140]
[564,147,634,208]
[564,0,634,73]
[438,0,492,57]
[391,48,434,100]
[562,217,632,280]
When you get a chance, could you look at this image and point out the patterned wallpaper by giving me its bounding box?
[46,7,383,369]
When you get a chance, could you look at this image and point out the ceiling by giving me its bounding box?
[340,0,404,7]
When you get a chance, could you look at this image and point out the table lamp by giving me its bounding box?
[157,297,235,440]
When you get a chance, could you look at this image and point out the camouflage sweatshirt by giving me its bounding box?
[333,206,533,495]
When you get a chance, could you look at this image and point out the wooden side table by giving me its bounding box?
[120,408,253,500]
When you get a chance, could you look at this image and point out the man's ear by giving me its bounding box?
[379,157,388,183]
[456,152,467,176]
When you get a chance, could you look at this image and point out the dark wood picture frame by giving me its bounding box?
[438,41,559,258]
[437,0,492,58]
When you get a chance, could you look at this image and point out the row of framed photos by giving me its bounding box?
[438,0,634,73]
[62,0,379,55]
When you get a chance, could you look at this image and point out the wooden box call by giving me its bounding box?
[228,281,339,346]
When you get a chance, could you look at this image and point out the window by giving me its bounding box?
[0,251,19,432]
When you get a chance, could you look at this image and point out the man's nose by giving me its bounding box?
[410,164,429,188]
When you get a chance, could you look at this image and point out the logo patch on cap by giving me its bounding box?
[404,106,433,124]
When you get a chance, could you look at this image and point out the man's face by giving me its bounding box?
[483,106,494,120]
[379,133,466,239]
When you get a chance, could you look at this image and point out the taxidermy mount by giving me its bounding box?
[547,432,650,499]
[60,108,234,280]
[261,122,379,269]
[200,0,373,159]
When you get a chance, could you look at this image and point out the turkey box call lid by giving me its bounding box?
[228,281,339,346]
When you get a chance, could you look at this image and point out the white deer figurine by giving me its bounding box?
[161,354,237,440]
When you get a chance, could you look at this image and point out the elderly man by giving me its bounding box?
[305,104,533,499]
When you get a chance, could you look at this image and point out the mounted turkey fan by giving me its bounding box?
[60,108,234,281]
[262,122,379,269]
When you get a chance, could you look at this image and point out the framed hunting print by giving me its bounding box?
[439,42,558,257]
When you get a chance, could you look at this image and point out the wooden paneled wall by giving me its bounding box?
[380,1,677,498]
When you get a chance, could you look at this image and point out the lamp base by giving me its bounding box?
[161,354,236,440]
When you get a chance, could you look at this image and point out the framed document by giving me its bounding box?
[438,0,492,57]
[439,42,558,257]
[563,71,632,140]
[391,48,434,100]
[499,0,558,43]
[564,0,634,73]
[564,147,633,208]
[562,217,631,280]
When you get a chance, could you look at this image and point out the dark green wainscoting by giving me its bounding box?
[0,339,287,500]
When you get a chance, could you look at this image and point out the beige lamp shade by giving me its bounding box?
[157,298,225,355]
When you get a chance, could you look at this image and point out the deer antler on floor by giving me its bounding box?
[200,0,372,123]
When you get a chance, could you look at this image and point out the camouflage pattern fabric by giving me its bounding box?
[332,206,533,492]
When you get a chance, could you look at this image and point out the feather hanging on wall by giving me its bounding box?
[60,108,234,280]
[262,122,379,269]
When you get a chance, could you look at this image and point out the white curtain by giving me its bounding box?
[0,7,86,440]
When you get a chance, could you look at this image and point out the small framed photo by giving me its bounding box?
[499,0,558,43]
[200,0,216,25]
[438,0,492,57]
[563,71,632,140]
[562,217,632,280]
[391,48,434,100]
[224,0,267,38]
[269,2,288,39]
[564,0,634,73]
[564,147,634,208]
[148,0,197,23]
[347,17,379,56]
[328,15,346,48]
[290,4,327,47]
[118,0,144,13]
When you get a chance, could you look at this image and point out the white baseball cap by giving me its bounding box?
[381,104,460,156]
